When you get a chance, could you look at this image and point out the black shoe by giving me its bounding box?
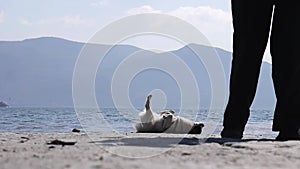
[221,128,243,139]
[275,128,300,141]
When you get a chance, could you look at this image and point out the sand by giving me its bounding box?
[0,132,299,169]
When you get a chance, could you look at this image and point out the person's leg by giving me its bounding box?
[222,0,274,138]
[271,0,300,140]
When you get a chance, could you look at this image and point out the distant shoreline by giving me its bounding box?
[0,101,9,108]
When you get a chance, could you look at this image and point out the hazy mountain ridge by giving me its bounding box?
[0,37,275,109]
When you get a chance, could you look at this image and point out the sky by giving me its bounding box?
[0,0,272,62]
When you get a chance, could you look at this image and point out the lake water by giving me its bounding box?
[0,107,277,137]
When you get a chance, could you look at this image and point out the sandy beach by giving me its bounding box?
[0,132,299,169]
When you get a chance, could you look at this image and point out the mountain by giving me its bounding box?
[0,37,276,109]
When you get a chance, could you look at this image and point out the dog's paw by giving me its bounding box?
[147,95,152,100]
[188,123,204,134]
[194,122,204,128]
[145,95,152,110]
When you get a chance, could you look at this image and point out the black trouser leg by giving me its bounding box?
[271,0,300,132]
[223,0,274,133]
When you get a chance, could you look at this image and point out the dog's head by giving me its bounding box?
[159,110,176,130]
[160,110,175,117]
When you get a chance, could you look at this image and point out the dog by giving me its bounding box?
[135,95,204,134]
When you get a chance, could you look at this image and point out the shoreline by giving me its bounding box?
[0,132,299,169]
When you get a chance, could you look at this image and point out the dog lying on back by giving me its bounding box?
[135,95,204,134]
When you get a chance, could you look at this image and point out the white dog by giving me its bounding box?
[135,95,204,134]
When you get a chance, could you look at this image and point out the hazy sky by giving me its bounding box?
[0,0,272,62]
